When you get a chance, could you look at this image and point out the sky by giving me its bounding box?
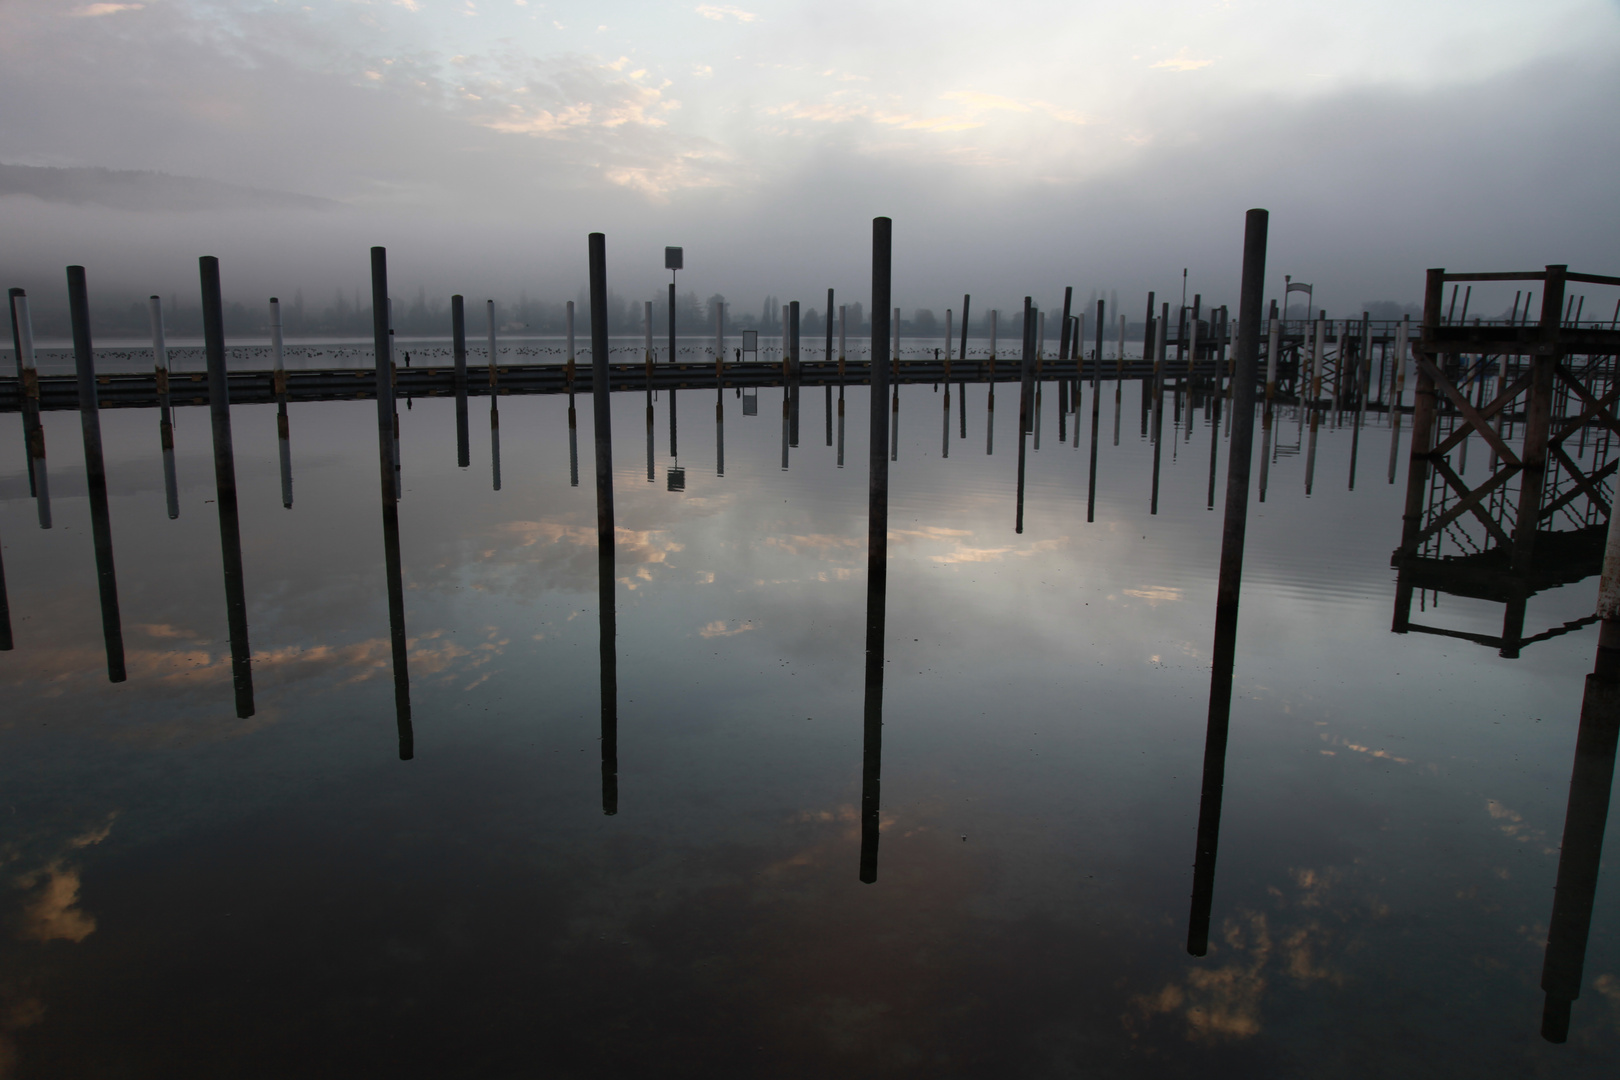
[2,0,1618,322]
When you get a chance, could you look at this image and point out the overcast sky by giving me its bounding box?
[2,0,1618,320]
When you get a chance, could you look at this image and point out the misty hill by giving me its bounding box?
[0,163,338,212]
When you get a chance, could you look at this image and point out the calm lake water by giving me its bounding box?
[1,376,1615,1077]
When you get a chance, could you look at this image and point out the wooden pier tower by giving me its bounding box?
[1393,265,1620,655]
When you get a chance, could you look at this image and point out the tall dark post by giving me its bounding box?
[1019,298,1036,434]
[1094,299,1105,390]
[861,216,892,884]
[67,266,125,683]
[591,233,619,816]
[200,258,255,718]
[789,299,800,446]
[1087,301,1103,523]
[452,294,469,468]
[668,280,676,366]
[371,248,412,759]
[826,287,835,445]
[825,288,834,367]
[959,294,971,364]
[1186,210,1268,956]
[1059,286,1074,361]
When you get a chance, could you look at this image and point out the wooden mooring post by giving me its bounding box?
[589,232,618,817]
[1188,208,1268,957]
[370,248,412,759]
[860,215,892,885]
[68,266,126,684]
[200,257,255,718]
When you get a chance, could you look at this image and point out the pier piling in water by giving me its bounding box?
[67,266,125,684]
[861,216,892,885]
[371,248,412,758]
[590,233,618,817]
[201,257,255,718]
[1188,208,1268,957]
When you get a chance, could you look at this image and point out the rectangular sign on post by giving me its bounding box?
[665,247,684,271]
[742,330,758,356]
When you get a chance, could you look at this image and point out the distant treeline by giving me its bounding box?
[10,285,1427,341]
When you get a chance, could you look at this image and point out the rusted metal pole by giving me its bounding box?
[860,216,892,884]
[1188,208,1268,957]
[67,266,125,684]
[590,233,618,815]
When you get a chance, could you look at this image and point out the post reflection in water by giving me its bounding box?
[860,217,892,884]
[986,383,995,457]
[589,233,618,816]
[1540,539,1620,1041]
[715,388,725,477]
[1186,209,1268,956]
[942,384,950,459]
[568,392,579,488]
[780,389,790,471]
[836,386,845,469]
[370,249,412,759]
[201,257,255,719]
[490,395,502,492]
[890,385,899,463]
[68,266,126,683]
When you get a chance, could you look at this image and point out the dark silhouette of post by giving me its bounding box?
[200,258,255,718]
[452,294,469,468]
[959,294,971,366]
[1087,302,1102,523]
[1019,298,1036,434]
[67,267,125,683]
[591,233,619,816]
[370,248,412,759]
[1059,286,1074,362]
[1539,508,1620,1041]
[1188,209,1268,957]
[861,217,892,884]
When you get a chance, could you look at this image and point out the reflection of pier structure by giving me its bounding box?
[1393,266,1620,655]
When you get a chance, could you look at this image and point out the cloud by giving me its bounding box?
[72,2,143,15]
[1151,49,1214,72]
[695,5,758,22]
